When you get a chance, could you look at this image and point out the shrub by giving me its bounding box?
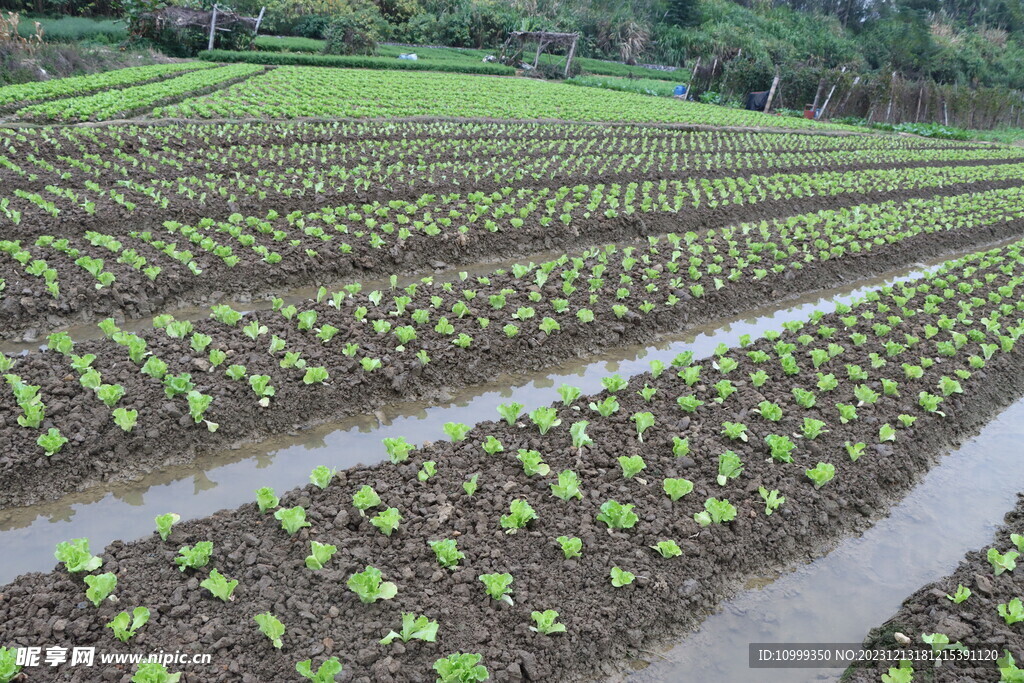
[323,10,379,56]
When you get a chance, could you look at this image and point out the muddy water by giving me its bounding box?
[0,255,952,583]
[625,398,1024,683]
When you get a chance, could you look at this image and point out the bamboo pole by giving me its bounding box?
[207,4,218,51]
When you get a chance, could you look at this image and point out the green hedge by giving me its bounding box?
[198,49,515,76]
[253,36,323,53]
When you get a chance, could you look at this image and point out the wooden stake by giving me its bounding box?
[763,68,781,113]
[563,34,577,79]
[685,57,701,101]
[885,71,897,123]
[816,66,845,120]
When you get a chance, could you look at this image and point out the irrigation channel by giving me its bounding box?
[1,238,1013,586]
[624,397,1024,682]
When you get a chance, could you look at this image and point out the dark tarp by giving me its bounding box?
[746,90,769,111]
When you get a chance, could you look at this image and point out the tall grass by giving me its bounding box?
[17,16,126,44]
[566,75,681,98]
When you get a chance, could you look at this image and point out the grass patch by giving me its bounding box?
[567,75,680,98]
[199,49,515,76]
[18,16,126,43]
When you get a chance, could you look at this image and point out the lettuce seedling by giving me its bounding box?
[305,541,338,570]
[347,566,398,603]
[631,412,655,441]
[597,500,639,529]
[131,661,181,682]
[210,305,243,326]
[570,421,592,449]
[249,375,276,406]
[463,473,479,497]
[54,538,103,573]
[85,572,117,607]
[433,653,489,683]
[663,478,693,502]
[106,607,150,642]
[1012,533,1024,554]
[480,435,504,455]
[175,541,213,572]
[501,499,537,533]
[759,487,785,515]
[988,547,1019,575]
[720,421,748,442]
[418,461,437,481]
[303,367,329,384]
[256,487,279,513]
[530,610,566,635]
[836,403,858,424]
[997,652,1023,683]
[310,466,337,490]
[618,455,646,479]
[946,585,971,604]
[610,567,635,587]
[694,498,737,526]
[805,462,836,489]
[163,373,194,398]
[717,451,743,486]
[155,513,180,541]
[551,469,583,501]
[370,507,402,536]
[921,632,966,654]
[296,657,343,683]
[383,436,414,463]
[517,449,550,476]
[254,612,285,648]
[96,383,125,408]
[801,418,828,440]
[37,427,68,456]
[845,441,866,461]
[529,407,561,435]
[879,423,897,442]
[557,385,582,406]
[381,613,439,645]
[201,569,239,602]
[764,434,795,463]
[186,390,214,428]
[275,506,311,535]
[112,407,139,432]
[429,539,464,569]
[479,573,514,605]
[557,536,582,558]
[651,540,682,558]
[600,374,627,394]
[443,422,471,442]
[225,364,247,380]
[590,396,620,417]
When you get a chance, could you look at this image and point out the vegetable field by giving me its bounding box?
[3,63,1024,683]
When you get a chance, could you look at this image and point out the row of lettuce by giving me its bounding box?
[3,184,1024,506]
[2,151,1022,329]
[4,233,1024,681]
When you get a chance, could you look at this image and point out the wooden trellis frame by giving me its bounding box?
[500,31,579,78]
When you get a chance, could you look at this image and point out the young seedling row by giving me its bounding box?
[0,62,218,115]
[846,496,1024,683]
[10,64,266,123]
[4,234,1024,681]
[1,117,1021,339]
[4,185,1024,509]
